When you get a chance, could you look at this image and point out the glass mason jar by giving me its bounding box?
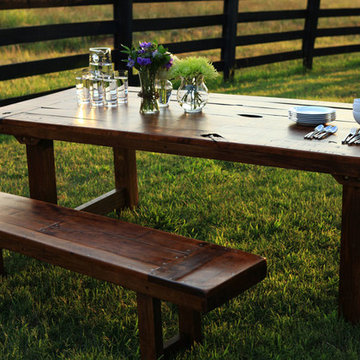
[138,68,159,115]
[176,75,208,113]
[155,78,173,108]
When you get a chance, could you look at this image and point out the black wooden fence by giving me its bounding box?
[1,0,360,105]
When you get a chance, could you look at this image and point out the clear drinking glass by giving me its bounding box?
[114,70,128,104]
[155,79,173,108]
[89,47,113,77]
[103,77,118,107]
[75,69,90,104]
[90,75,104,107]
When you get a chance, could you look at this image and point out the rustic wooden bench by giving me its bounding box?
[0,191,266,359]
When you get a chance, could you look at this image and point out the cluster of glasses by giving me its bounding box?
[75,47,128,107]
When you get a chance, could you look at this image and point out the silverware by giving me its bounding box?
[342,128,360,144]
[304,124,324,139]
[342,128,356,144]
[348,134,360,145]
[313,125,334,139]
[317,125,337,139]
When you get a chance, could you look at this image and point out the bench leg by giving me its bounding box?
[113,147,138,210]
[178,306,202,344]
[136,294,202,359]
[136,293,163,360]
[163,306,202,357]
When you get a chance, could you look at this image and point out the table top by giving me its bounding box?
[0,88,359,177]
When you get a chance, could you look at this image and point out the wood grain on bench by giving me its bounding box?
[0,192,266,359]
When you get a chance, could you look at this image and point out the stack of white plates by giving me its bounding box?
[289,106,336,126]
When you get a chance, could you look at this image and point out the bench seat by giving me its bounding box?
[0,192,266,359]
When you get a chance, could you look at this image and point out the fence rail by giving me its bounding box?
[1,0,360,105]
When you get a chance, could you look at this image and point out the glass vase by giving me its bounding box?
[155,79,173,108]
[138,69,159,115]
[176,75,208,113]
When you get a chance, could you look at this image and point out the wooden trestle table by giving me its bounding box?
[0,88,359,323]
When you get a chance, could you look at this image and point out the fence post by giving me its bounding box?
[221,0,239,81]
[303,0,320,69]
[113,0,133,72]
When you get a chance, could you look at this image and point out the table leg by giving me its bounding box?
[26,139,57,204]
[339,183,360,323]
[113,147,138,209]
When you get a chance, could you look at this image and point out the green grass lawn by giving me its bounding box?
[1,54,360,359]
[2,1,360,358]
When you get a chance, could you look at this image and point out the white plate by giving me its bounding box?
[289,106,336,116]
[289,106,336,126]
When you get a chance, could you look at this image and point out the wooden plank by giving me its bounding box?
[0,21,116,46]
[39,222,189,265]
[0,192,266,311]
[303,0,321,69]
[113,0,132,72]
[222,0,239,80]
[0,54,88,81]
[236,30,303,46]
[149,247,266,308]
[133,14,222,32]
[235,50,303,68]
[165,38,223,54]
[0,219,154,276]
[0,0,112,9]
[0,86,72,107]
[317,26,360,38]
[0,218,206,310]
[319,8,360,17]
[313,44,360,57]
[0,192,207,265]
[26,139,57,204]
[150,245,228,281]
[134,0,218,2]
[238,9,306,22]
[75,188,126,215]
[136,293,163,360]
[0,193,266,312]
[179,250,267,311]
[2,88,360,179]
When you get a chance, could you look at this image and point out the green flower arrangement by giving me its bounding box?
[170,56,218,113]
[169,56,218,82]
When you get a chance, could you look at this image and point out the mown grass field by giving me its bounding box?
[1,1,360,359]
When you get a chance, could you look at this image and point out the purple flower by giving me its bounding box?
[137,57,152,66]
[139,42,152,49]
[152,50,159,57]
[165,57,173,70]
[127,58,135,68]
[138,49,146,54]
